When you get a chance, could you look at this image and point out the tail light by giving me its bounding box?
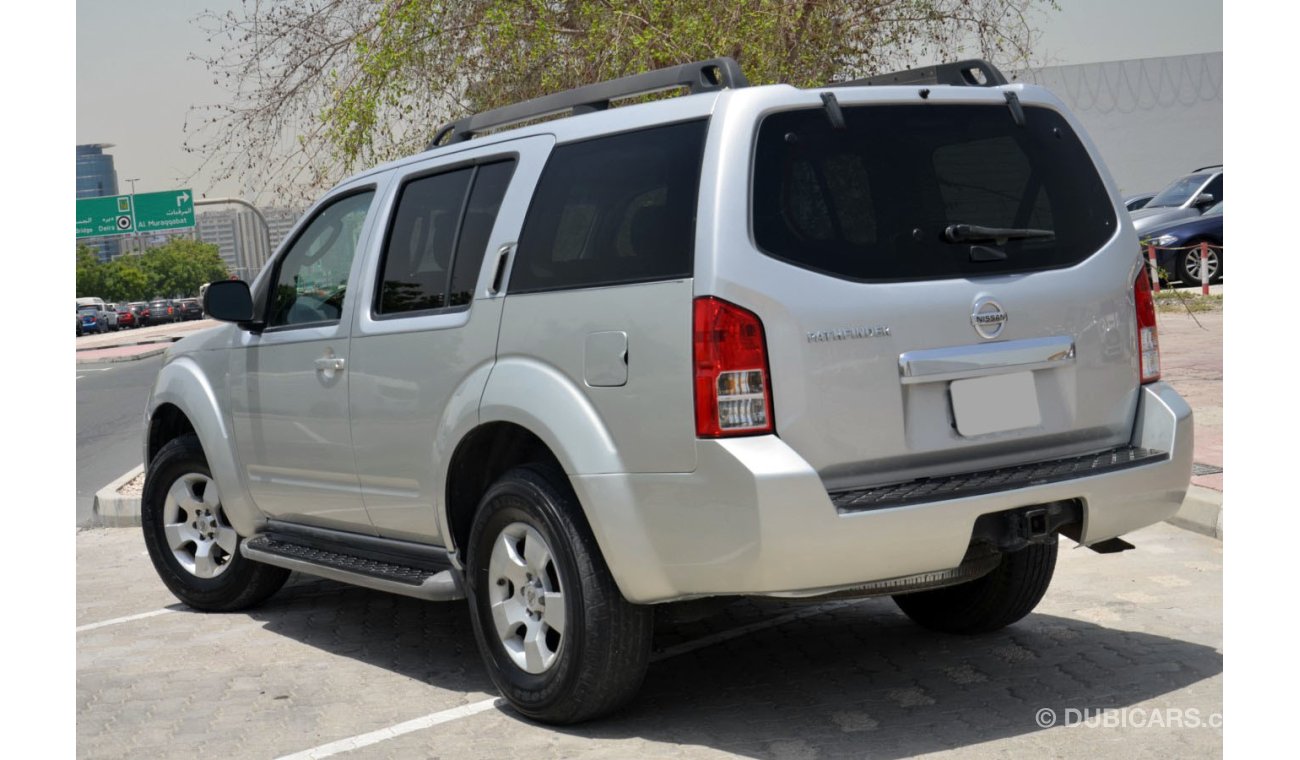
[1134,270,1160,383]
[693,296,774,437]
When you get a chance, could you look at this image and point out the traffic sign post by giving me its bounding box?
[76,189,196,240]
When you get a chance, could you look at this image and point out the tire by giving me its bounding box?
[141,434,289,611]
[1176,241,1221,286]
[892,539,1058,634]
[465,464,653,724]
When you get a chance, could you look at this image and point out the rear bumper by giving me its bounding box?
[572,382,1193,604]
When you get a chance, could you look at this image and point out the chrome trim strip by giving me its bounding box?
[898,335,1074,383]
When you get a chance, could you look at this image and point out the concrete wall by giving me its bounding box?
[1021,53,1222,197]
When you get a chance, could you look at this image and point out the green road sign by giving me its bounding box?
[76,188,195,239]
[134,189,195,232]
[76,194,134,238]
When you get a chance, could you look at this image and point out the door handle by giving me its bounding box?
[487,242,515,295]
[315,348,346,375]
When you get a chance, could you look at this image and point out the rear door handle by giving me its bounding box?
[487,243,515,295]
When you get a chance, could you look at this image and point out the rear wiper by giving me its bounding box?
[942,224,1054,244]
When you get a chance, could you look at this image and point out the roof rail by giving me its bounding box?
[428,58,749,149]
[831,59,1009,88]
[1191,164,1223,173]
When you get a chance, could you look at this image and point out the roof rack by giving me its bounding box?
[428,58,749,149]
[831,59,1008,88]
[1191,164,1223,173]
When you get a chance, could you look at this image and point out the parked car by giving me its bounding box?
[1130,164,1222,233]
[78,306,108,334]
[1140,202,1223,285]
[140,57,1192,724]
[114,303,137,329]
[147,299,178,325]
[129,301,150,325]
[76,298,119,331]
[1123,192,1155,212]
[177,298,204,321]
[76,314,84,337]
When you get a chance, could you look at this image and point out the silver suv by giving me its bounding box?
[141,58,1192,724]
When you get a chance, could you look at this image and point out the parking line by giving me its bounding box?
[76,607,176,633]
[276,600,859,759]
[276,698,503,760]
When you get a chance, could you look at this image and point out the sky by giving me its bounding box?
[76,0,1223,203]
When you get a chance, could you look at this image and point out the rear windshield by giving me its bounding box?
[752,104,1116,281]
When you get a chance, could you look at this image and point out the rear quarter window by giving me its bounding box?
[511,120,706,294]
[752,104,1116,281]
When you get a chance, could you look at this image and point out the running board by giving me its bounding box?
[241,534,464,601]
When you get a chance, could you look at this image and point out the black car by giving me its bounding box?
[177,298,204,321]
[1140,202,1223,285]
[147,299,179,325]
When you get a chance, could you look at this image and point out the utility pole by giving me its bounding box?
[194,198,274,281]
[124,178,140,255]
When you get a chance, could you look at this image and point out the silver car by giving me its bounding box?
[1130,165,1223,233]
[141,57,1192,724]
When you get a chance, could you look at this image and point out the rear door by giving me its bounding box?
[712,92,1137,490]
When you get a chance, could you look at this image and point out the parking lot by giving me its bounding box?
[77,519,1221,758]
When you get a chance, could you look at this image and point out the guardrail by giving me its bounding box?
[1145,242,1222,295]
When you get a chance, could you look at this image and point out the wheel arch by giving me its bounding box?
[147,356,262,536]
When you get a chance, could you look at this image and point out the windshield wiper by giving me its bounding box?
[942,224,1054,244]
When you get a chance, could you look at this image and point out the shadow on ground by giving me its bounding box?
[236,576,1221,758]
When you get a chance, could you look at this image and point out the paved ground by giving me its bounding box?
[76,522,1221,759]
[1156,308,1222,492]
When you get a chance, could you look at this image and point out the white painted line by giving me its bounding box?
[277,600,860,758]
[275,697,503,760]
[76,607,176,633]
[77,367,112,372]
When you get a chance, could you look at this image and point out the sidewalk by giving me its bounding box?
[1158,308,1223,493]
[75,319,217,364]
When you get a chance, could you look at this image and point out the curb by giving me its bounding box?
[1167,485,1223,540]
[75,346,169,364]
[92,465,144,527]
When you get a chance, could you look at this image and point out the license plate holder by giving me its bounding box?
[950,371,1041,437]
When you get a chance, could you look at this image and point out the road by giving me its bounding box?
[76,522,1221,758]
[76,355,163,526]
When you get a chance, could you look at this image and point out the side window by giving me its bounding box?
[376,159,517,315]
[377,169,473,315]
[269,190,374,328]
[511,120,706,294]
[449,161,516,306]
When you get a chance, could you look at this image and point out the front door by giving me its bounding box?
[230,187,380,531]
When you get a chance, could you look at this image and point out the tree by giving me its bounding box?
[189,0,1056,201]
[76,245,105,299]
[75,239,229,301]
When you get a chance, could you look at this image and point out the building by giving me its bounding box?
[1020,52,1222,197]
[76,143,121,261]
[196,206,303,281]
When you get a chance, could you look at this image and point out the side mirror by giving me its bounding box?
[1193,192,1216,207]
[204,280,258,327]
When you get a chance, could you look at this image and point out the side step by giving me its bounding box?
[242,534,464,602]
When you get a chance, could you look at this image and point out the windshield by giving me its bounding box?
[78,307,97,316]
[1147,173,1211,209]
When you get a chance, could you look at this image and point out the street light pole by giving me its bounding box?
[193,198,274,281]
[124,178,140,254]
